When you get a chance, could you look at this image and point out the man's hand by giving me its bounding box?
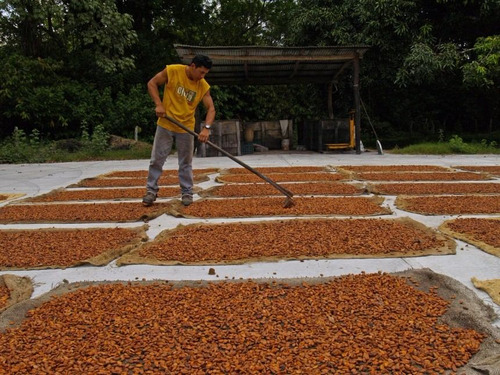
[155,104,166,118]
[198,127,210,143]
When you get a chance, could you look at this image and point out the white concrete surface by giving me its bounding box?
[1,151,499,326]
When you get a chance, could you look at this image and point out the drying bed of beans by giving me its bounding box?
[369,182,500,195]
[354,171,489,181]
[103,168,219,178]
[337,165,452,172]
[222,166,331,174]
[216,172,345,183]
[396,195,500,215]
[0,202,172,223]
[122,218,453,264]
[453,165,500,175]
[203,182,363,197]
[0,286,8,310]
[0,273,485,374]
[176,196,389,218]
[439,218,500,255]
[0,227,146,269]
[72,174,209,188]
[25,187,182,202]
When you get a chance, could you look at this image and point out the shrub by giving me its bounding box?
[55,139,83,153]
[0,128,48,163]
[80,124,110,155]
[448,135,474,153]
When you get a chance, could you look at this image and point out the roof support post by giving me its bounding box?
[353,52,361,154]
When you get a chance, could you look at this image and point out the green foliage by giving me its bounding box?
[0,49,152,140]
[396,43,460,87]
[0,0,498,154]
[63,0,137,74]
[392,134,499,154]
[29,129,41,147]
[201,0,295,45]
[437,128,445,143]
[0,51,115,138]
[287,0,356,45]
[447,134,498,153]
[0,128,50,163]
[79,124,110,156]
[448,135,475,153]
[287,0,499,141]
[0,124,112,163]
[0,0,137,74]
[0,0,53,56]
[106,84,156,139]
[462,35,500,88]
[391,142,456,154]
[211,84,327,122]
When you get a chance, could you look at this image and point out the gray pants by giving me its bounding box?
[146,125,194,196]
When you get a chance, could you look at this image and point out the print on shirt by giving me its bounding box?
[176,84,197,103]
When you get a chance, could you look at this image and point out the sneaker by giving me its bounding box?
[181,194,193,206]
[142,191,157,207]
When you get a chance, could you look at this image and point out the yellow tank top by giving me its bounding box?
[157,64,210,132]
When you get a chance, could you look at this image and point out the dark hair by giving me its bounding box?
[191,54,212,69]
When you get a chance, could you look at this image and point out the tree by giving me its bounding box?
[0,0,137,75]
[201,0,295,45]
[62,0,137,76]
[115,0,207,79]
[462,35,500,133]
[285,0,499,139]
[0,0,138,137]
[462,35,500,88]
[198,1,306,125]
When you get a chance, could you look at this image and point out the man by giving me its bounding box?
[143,55,215,207]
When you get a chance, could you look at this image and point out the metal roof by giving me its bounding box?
[174,45,370,85]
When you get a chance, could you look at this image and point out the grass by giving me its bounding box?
[0,146,153,164]
[391,142,458,154]
[390,135,500,155]
[1,128,499,163]
[45,147,153,162]
[0,128,153,163]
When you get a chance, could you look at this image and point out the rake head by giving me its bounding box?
[283,196,295,208]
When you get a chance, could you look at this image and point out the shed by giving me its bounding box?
[174,44,370,154]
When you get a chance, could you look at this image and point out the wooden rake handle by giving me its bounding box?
[163,115,294,200]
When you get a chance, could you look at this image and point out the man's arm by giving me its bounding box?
[148,70,168,118]
[202,90,216,125]
[198,90,216,143]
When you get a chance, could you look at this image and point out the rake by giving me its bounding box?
[164,115,295,208]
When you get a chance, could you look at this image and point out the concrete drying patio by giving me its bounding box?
[0,151,499,328]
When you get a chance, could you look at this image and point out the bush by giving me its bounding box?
[448,135,475,153]
[106,84,156,139]
[80,124,110,156]
[0,128,50,163]
[392,134,499,154]
[448,135,498,154]
[0,124,113,163]
[55,139,83,153]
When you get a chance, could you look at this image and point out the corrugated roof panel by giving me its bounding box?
[174,45,369,85]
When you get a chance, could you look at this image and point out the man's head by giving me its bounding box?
[187,55,212,81]
[192,55,213,69]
